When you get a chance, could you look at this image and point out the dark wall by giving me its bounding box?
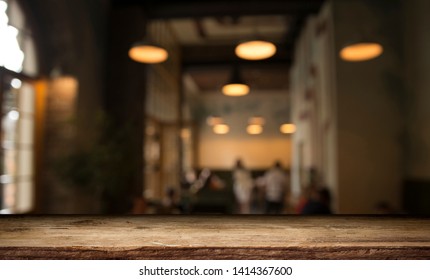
[19,0,147,213]
[22,0,109,147]
[102,5,148,213]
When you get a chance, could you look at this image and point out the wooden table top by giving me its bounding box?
[0,215,429,259]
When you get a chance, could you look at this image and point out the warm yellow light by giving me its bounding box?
[129,43,168,64]
[280,124,296,134]
[235,40,277,60]
[206,116,224,126]
[213,124,229,135]
[340,43,383,62]
[248,116,265,126]
[222,83,250,96]
[181,128,191,139]
[247,124,263,135]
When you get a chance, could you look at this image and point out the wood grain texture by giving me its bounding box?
[0,216,429,259]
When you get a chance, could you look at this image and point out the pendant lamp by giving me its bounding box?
[247,116,265,135]
[247,124,263,135]
[213,124,230,135]
[235,40,277,61]
[222,67,250,96]
[280,123,296,134]
[129,40,168,64]
[340,41,383,62]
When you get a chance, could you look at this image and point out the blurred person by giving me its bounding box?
[374,201,397,215]
[131,197,147,214]
[295,167,320,213]
[262,161,289,214]
[250,183,265,214]
[179,176,193,214]
[301,187,332,215]
[161,187,181,214]
[295,186,313,214]
[233,159,254,214]
[207,173,225,190]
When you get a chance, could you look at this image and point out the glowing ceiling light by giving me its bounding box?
[213,124,229,135]
[280,123,296,134]
[129,41,168,64]
[181,128,191,139]
[222,83,250,96]
[235,40,277,60]
[222,68,250,96]
[247,124,263,135]
[340,42,383,62]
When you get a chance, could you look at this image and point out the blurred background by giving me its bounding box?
[0,0,429,215]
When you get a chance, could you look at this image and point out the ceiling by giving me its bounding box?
[171,15,292,92]
[114,0,325,92]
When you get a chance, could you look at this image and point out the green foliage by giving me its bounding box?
[56,151,95,192]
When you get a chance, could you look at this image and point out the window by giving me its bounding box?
[0,0,38,214]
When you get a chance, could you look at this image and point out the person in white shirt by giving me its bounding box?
[263,161,289,214]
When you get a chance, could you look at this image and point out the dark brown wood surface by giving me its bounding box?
[0,216,429,259]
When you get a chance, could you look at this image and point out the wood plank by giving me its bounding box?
[0,216,429,259]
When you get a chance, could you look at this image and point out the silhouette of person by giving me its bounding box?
[233,159,254,214]
[301,187,332,215]
[263,161,289,214]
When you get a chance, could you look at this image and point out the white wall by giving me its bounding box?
[290,3,338,206]
[199,137,291,169]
